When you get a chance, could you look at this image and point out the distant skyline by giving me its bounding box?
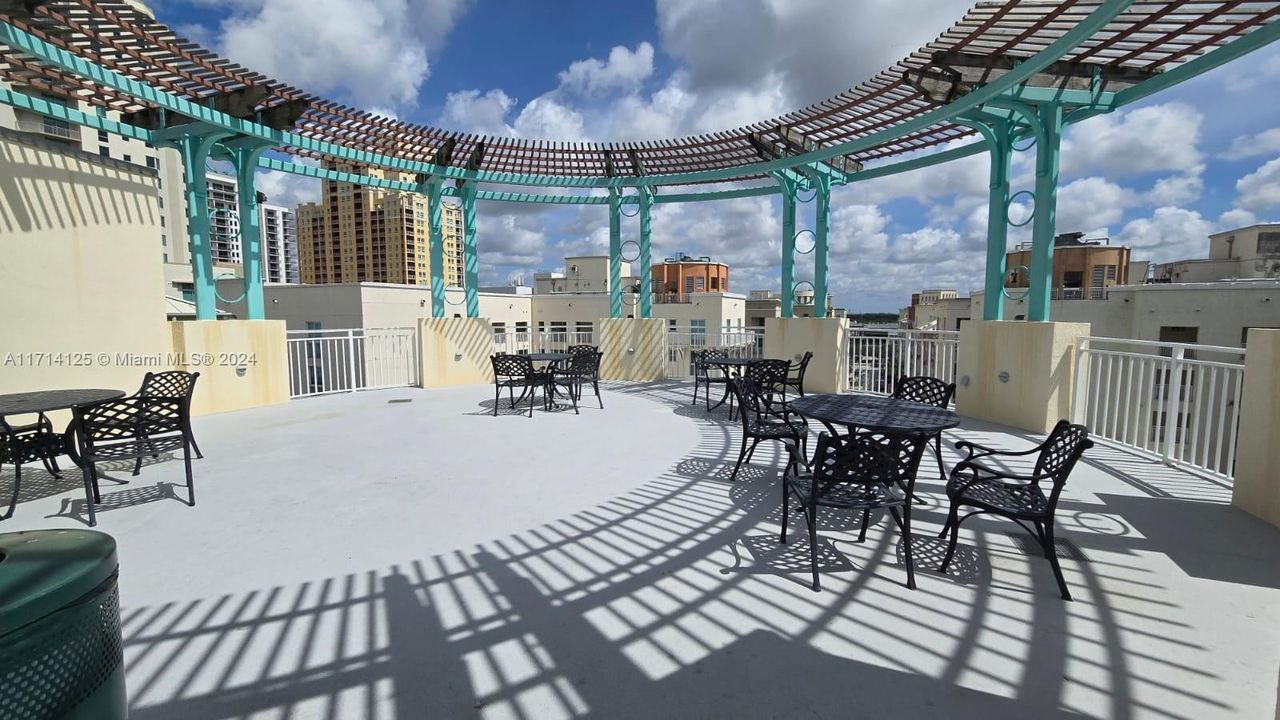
[155,0,1280,312]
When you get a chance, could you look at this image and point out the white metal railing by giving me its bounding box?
[16,117,77,140]
[287,327,419,398]
[1073,337,1246,479]
[492,331,595,356]
[847,329,960,397]
[665,330,763,379]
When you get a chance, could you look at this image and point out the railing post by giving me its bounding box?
[347,329,359,393]
[1163,346,1186,462]
[1072,338,1091,424]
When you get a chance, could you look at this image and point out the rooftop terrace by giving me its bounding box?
[4,382,1277,719]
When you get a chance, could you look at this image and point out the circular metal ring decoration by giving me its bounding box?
[212,272,246,305]
[444,286,467,306]
[1011,130,1037,153]
[619,239,641,263]
[1001,264,1032,301]
[209,207,240,242]
[1006,190,1035,227]
[618,190,642,218]
[794,186,818,204]
[793,228,817,255]
[791,279,816,305]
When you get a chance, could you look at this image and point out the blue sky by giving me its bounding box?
[155,0,1280,312]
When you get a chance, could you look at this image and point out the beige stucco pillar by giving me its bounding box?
[763,318,848,394]
[419,317,494,387]
[597,318,665,381]
[169,320,288,415]
[955,320,1090,434]
[1232,328,1280,529]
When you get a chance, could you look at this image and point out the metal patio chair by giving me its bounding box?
[691,348,730,410]
[73,395,196,526]
[727,377,808,483]
[568,345,604,406]
[0,415,65,520]
[781,429,929,591]
[133,370,202,474]
[549,352,603,414]
[783,351,814,398]
[745,358,792,408]
[890,375,956,480]
[938,420,1093,600]
[490,354,546,417]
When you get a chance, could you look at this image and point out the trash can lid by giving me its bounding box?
[0,530,118,637]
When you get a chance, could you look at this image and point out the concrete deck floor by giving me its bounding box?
[2,382,1278,720]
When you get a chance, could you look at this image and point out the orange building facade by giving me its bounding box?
[651,256,730,302]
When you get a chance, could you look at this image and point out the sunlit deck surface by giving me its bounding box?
[4,383,1279,719]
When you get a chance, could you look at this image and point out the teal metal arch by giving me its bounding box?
[3,1,1279,321]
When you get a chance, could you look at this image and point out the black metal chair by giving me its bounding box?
[549,352,603,414]
[73,396,195,527]
[745,358,792,408]
[490,354,546,417]
[890,375,956,480]
[938,420,1093,600]
[133,370,202,474]
[784,351,814,398]
[727,377,808,483]
[782,430,929,591]
[0,415,65,520]
[567,345,604,406]
[691,348,730,410]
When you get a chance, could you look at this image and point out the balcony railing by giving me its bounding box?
[847,329,959,399]
[15,117,78,141]
[1053,286,1109,300]
[1073,337,1245,479]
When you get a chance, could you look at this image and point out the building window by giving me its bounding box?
[122,154,131,163]
[97,130,108,143]
[99,146,109,158]
[575,321,592,338]
[146,156,157,169]
[550,321,567,335]
[668,319,676,332]
[1258,232,1280,255]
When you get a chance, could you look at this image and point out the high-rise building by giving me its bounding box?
[261,203,300,284]
[297,163,464,286]
[200,171,298,284]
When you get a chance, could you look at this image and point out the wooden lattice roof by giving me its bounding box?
[2,0,1278,184]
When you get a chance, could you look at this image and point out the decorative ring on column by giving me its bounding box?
[618,190,641,217]
[1001,264,1031,301]
[793,228,817,255]
[1011,131,1037,153]
[619,239,641,263]
[794,186,818,204]
[444,286,467,306]
[791,280,816,305]
[1006,190,1035,227]
[208,207,240,242]
[212,272,246,304]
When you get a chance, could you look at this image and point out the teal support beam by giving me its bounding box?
[424,177,446,318]
[461,183,480,318]
[638,188,654,319]
[608,189,623,318]
[959,116,1013,321]
[779,177,798,318]
[1028,102,1064,322]
[812,172,832,318]
[168,128,232,320]
[225,139,274,320]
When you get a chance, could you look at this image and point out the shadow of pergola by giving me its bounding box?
[116,382,1272,720]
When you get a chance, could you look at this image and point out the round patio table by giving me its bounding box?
[0,388,126,467]
[524,353,572,408]
[705,357,757,412]
[788,393,960,437]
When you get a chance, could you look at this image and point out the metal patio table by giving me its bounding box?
[524,353,573,409]
[787,393,960,438]
[0,389,126,469]
[705,357,757,413]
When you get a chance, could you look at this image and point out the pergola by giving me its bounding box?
[2,0,1278,321]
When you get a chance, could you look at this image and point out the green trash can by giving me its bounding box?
[0,530,126,720]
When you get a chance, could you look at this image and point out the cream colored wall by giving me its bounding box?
[0,133,172,422]
[956,321,1090,434]
[170,321,288,415]
[1232,329,1280,529]
[419,317,494,387]
[763,318,848,394]
[264,284,367,330]
[598,319,665,381]
[656,294,747,331]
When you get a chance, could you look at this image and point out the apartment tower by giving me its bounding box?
[297,163,464,286]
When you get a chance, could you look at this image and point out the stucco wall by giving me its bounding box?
[598,319,665,381]
[419,317,494,387]
[0,132,172,419]
[763,318,848,394]
[1232,328,1280,529]
[170,320,289,415]
[956,321,1090,434]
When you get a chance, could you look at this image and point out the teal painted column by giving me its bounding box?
[426,177,445,318]
[961,116,1013,321]
[227,140,273,320]
[779,178,797,318]
[175,131,230,320]
[461,182,480,318]
[1028,102,1063,322]
[608,189,622,319]
[638,188,654,319]
[812,173,832,318]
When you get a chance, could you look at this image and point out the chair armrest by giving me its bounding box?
[954,439,1043,460]
[954,457,1054,484]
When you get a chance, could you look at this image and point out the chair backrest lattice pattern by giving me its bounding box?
[1035,420,1094,491]
[76,397,183,448]
[491,354,536,379]
[137,371,199,401]
[891,375,955,408]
